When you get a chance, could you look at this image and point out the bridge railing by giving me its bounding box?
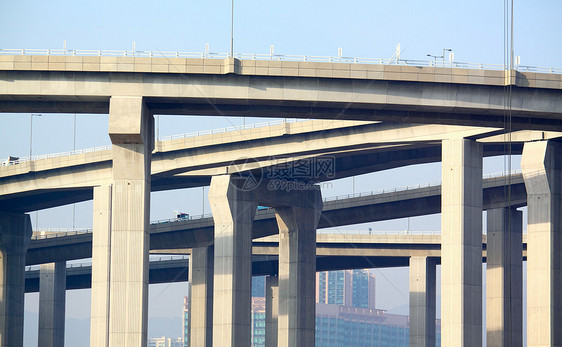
[1,48,561,74]
[317,229,440,236]
[25,255,189,272]
[30,169,522,240]
[1,118,305,166]
[157,118,304,142]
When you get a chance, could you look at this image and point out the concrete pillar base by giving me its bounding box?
[276,190,322,347]
[409,256,436,347]
[486,207,522,347]
[522,140,562,346]
[189,245,214,347]
[265,275,279,347]
[441,138,483,346]
[0,212,32,347]
[39,261,66,347]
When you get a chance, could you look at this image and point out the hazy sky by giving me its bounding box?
[1,0,560,345]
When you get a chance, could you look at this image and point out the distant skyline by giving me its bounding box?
[1,1,556,345]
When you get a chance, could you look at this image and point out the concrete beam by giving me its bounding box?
[409,256,436,347]
[189,246,214,347]
[521,140,562,346]
[0,212,32,347]
[486,207,522,347]
[441,138,483,346]
[38,262,66,347]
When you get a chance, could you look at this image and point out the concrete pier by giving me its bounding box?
[38,262,66,347]
[486,207,522,347]
[265,275,279,347]
[107,96,154,346]
[189,246,214,347]
[521,140,562,346]
[90,185,112,347]
[0,212,32,347]
[209,175,257,347]
[409,256,436,347]
[275,190,322,347]
[441,138,483,346]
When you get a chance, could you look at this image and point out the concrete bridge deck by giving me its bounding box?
[23,231,529,293]
[1,118,553,213]
[24,172,524,265]
[1,56,562,130]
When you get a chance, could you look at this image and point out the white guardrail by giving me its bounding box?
[1,48,561,74]
[1,118,305,166]
[25,255,189,272]
[30,169,522,240]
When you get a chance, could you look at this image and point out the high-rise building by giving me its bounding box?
[185,270,440,346]
[148,336,184,347]
[252,276,266,297]
[316,269,376,308]
[251,297,266,347]
[182,296,189,347]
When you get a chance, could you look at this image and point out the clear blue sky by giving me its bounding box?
[1,1,558,345]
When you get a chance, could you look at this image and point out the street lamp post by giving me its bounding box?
[30,113,42,158]
[426,54,439,65]
[427,48,453,66]
[442,48,452,63]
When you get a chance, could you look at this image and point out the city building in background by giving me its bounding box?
[182,296,190,347]
[148,336,183,347]
[184,269,440,346]
[251,297,266,346]
[316,269,376,308]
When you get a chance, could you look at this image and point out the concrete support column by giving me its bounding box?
[209,175,257,347]
[441,138,483,346]
[265,275,279,347]
[0,212,32,347]
[521,140,562,346]
[275,190,322,347]
[90,185,112,347]
[189,246,214,347]
[107,96,153,347]
[486,207,522,347]
[39,261,66,347]
[409,256,436,347]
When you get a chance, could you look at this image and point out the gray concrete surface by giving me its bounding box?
[521,140,562,347]
[209,175,257,347]
[486,207,522,347]
[189,246,214,347]
[409,256,437,347]
[1,57,561,130]
[106,96,153,347]
[265,275,279,347]
[275,190,322,347]
[38,262,66,347]
[0,212,32,347]
[90,185,111,347]
[441,138,483,346]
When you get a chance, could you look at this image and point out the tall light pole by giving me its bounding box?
[230,0,234,57]
[426,54,439,65]
[442,48,452,63]
[30,113,42,158]
[73,114,77,229]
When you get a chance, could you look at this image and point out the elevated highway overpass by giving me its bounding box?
[24,171,525,265]
[1,54,562,130]
[0,119,553,213]
[2,53,562,346]
[23,232,529,293]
